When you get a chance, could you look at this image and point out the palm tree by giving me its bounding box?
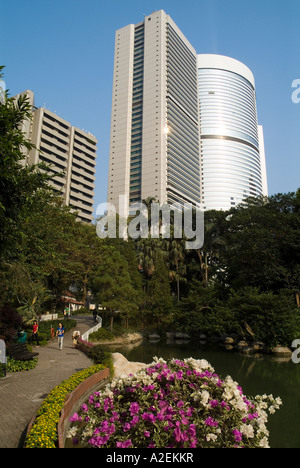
[165,238,187,301]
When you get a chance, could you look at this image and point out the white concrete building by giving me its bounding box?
[198,54,268,211]
[16,90,97,223]
[108,10,201,216]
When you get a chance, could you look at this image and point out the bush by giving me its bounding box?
[0,363,6,377]
[25,364,106,448]
[6,356,38,373]
[89,328,115,342]
[67,357,282,449]
[222,288,300,349]
[33,319,77,345]
[76,307,90,315]
[88,345,114,376]
[0,307,23,344]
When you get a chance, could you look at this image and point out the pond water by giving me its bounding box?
[104,339,300,449]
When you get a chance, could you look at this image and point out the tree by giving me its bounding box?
[224,193,300,295]
[222,287,300,349]
[165,238,187,301]
[0,74,52,260]
[91,247,138,330]
[148,250,173,326]
[191,210,227,288]
[69,222,104,305]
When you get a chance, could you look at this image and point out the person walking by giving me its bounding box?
[56,323,65,350]
[29,320,40,347]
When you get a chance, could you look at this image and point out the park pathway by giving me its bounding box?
[0,315,94,448]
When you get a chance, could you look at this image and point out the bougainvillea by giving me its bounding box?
[67,357,282,449]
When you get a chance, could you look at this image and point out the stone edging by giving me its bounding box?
[26,368,110,448]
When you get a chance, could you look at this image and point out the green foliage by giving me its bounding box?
[223,193,300,293]
[147,250,173,326]
[223,288,300,349]
[88,345,114,374]
[89,328,115,342]
[0,80,52,260]
[175,281,234,337]
[0,364,6,378]
[177,284,300,349]
[0,306,23,343]
[6,356,38,373]
[37,319,77,342]
[91,246,139,330]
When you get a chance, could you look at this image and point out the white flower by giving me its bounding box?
[206,433,218,442]
[66,426,78,439]
[275,397,282,407]
[240,424,255,439]
[200,390,210,406]
[82,427,94,438]
[259,437,270,448]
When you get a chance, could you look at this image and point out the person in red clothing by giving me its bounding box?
[29,320,40,347]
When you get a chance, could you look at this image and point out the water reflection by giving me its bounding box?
[103,339,300,449]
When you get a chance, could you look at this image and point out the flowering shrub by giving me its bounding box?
[75,337,114,376]
[67,357,282,449]
[25,364,106,448]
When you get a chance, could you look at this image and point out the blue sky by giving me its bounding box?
[1,0,299,213]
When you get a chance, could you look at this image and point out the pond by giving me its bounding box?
[104,339,300,449]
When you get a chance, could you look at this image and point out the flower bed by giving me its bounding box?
[67,357,282,449]
[25,364,107,448]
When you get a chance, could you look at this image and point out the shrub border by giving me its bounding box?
[57,367,110,448]
[25,366,110,448]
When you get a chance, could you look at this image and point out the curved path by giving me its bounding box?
[0,315,95,448]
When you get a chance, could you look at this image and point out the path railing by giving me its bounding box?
[81,316,102,342]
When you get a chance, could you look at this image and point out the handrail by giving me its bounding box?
[81,316,102,342]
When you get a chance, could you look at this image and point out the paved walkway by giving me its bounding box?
[0,315,95,448]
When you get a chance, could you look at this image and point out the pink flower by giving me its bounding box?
[204,417,219,427]
[130,416,139,427]
[173,421,183,443]
[129,402,140,415]
[189,437,197,448]
[144,431,151,438]
[142,412,156,423]
[123,423,131,432]
[116,439,133,448]
[89,435,110,447]
[209,400,219,408]
[69,413,82,422]
[188,424,196,438]
[232,429,243,442]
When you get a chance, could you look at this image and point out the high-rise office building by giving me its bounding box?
[108,10,201,216]
[17,90,97,223]
[198,54,268,211]
[108,13,268,214]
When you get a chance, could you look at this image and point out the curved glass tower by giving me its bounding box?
[198,54,268,211]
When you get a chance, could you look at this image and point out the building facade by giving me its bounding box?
[198,54,268,211]
[108,10,201,216]
[18,90,97,223]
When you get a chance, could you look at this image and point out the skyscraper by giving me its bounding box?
[16,90,97,223]
[198,54,268,211]
[108,10,201,216]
